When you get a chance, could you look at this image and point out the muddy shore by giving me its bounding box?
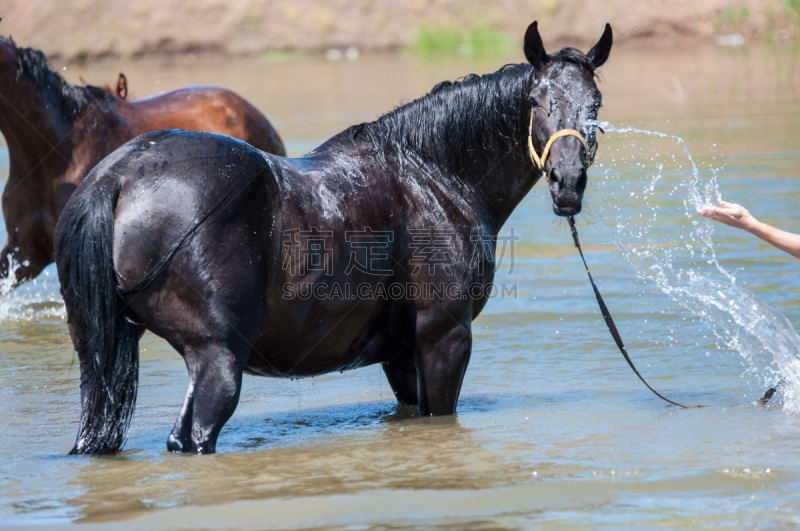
[1,0,798,63]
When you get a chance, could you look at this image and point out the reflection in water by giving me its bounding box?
[71,403,530,524]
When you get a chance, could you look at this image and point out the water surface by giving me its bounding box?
[1,44,800,529]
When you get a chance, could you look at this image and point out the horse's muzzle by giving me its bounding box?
[553,202,582,216]
[549,167,585,216]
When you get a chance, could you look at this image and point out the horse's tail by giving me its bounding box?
[55,175,139,455]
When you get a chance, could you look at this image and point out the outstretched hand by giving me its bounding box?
[698,200,800,259]
[697,201,755,231]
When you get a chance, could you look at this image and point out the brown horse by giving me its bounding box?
[0,36,286,285]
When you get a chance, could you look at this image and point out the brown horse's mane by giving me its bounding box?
[1,36,114,118]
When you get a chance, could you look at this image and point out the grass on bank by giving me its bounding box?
[408,26,516,58]
[786,0,800,21]
[259,50,307,63]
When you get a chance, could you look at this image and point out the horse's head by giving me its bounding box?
[0,37,48,97]
[524,22,612,216]
[0,36,22,89]
[0,36,79,129]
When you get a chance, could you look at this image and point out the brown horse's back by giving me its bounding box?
[0,36,287,285]
[125,87,285,157]
[0,75,285,284]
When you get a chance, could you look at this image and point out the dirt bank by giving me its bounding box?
[1,0,798,62]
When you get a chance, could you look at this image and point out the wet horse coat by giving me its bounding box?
[55,22,613,454]
[0,36,285,284]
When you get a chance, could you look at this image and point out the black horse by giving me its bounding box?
[55,21,613,454]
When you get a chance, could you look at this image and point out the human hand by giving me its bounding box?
[697,201,756,231]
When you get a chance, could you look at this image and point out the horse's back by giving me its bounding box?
[126,86,286,156]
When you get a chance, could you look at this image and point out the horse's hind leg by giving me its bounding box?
[154,279,266,454]
[382,357,418,406]
[166,379,195,453]
[167,340,249,454]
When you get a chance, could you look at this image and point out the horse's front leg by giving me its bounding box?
[414,309,472,416]
[0,212,53,285]
[0,241,12,281]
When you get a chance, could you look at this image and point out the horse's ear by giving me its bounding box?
[116,72,127,100]
[523,21,547,69]
[587,23,613,69]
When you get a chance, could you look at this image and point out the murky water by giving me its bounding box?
[1,44,800,529]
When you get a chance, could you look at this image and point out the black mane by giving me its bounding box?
[1,36,111,117]
[347,47,596,177]
[349,62,534,177]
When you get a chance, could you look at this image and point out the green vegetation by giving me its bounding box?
[408,26,516,58]
[259,50,306,63]
[721,5,751,24]
[785,0,800,21]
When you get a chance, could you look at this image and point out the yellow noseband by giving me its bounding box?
[528,111,597,179]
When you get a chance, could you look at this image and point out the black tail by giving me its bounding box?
[55,176,139,455]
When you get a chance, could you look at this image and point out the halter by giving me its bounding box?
[527,110,598,178]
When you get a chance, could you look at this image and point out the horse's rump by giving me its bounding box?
[101,130,277,293]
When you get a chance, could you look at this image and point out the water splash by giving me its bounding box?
[684,279,800,410]
[592,121,800,410]
[592,121,734,283]
[0,258,65,322]
[0,254,19,296]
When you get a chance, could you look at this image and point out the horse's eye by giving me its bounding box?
[529,97,539,107]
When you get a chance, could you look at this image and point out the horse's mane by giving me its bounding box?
[346,47,596,177]
[347,63,532,176]
[1,36,113,117]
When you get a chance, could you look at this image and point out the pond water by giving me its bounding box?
[1,43,800,529]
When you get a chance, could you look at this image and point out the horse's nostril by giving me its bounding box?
[576,168,587,194]
[549,168,561,185]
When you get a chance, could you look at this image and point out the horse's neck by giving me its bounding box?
[468,156,539,230]
[431,101,535,229]
[428,114,536,230]
[0,101,70,184]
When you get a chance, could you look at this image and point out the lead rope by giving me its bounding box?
[526,112,684,404]
[569,215,784,408]
[567,216,698,408]
[530,111,688,406]
[757,378,785,406]
[530,109,780,409]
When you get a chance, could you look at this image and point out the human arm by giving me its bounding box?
[698,201,800,259]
